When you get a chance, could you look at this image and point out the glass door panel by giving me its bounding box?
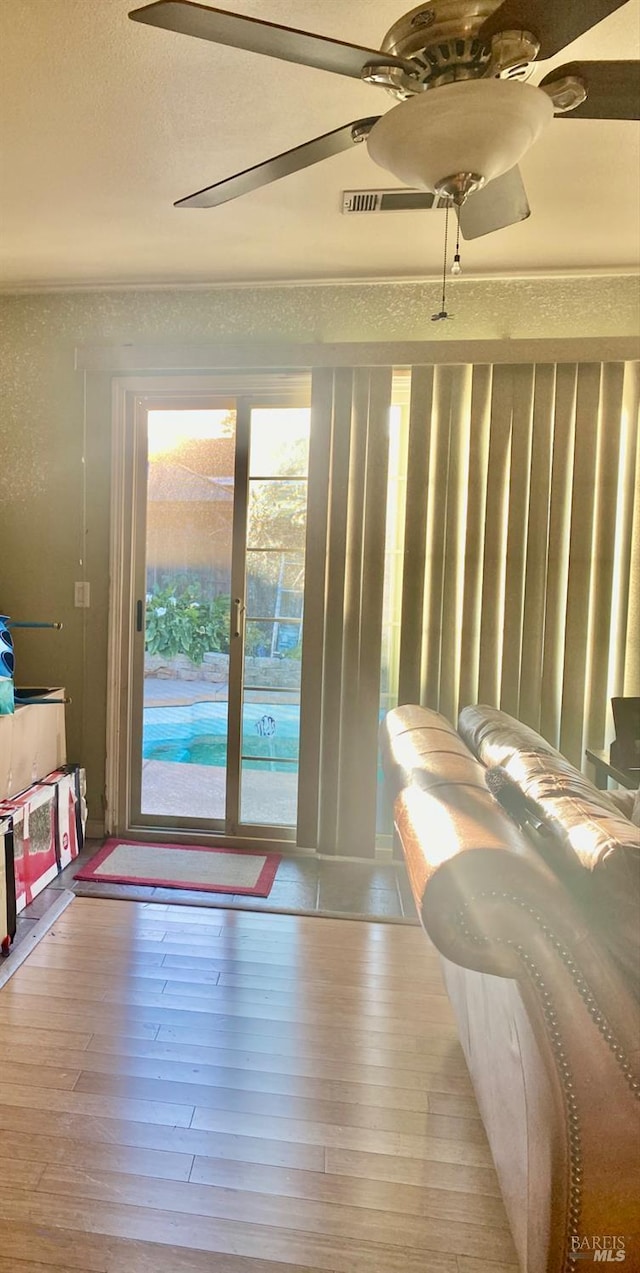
[246,482,308,551]
[239,408,310,828]
[246,557,305,619]
[140,408,236,823]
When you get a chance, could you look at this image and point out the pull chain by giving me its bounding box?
[432,201,450,321]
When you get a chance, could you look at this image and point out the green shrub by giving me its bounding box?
[145,582,230,664]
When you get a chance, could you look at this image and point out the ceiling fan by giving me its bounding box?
[129,0,640,240]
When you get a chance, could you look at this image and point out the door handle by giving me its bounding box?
[232,597,246,639]
[136,599,143,633]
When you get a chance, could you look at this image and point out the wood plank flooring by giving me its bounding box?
[0,897,518,1272]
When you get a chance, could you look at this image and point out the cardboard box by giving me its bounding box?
[42,766,85,869]
[0,785,58,912]
[0,689,66,800]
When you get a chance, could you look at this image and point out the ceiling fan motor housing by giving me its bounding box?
[379,0,537,95]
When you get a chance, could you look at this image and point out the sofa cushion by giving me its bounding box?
[380,705,484,799]
[458,705,622,814]
[459,705,640,995]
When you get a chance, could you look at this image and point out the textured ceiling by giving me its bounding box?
[1,0,639,288]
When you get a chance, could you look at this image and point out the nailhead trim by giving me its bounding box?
[456,890,639,1098]
[455,890,639,1273]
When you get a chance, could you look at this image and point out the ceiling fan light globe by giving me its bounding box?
[366,79,553,193]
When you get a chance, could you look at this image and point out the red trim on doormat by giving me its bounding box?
[74,839,281,897]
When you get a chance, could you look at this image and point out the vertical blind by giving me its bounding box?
[298,367,393,856]
[299,359,639,856]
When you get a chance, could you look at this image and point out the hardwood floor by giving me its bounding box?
[0,898,518,1272]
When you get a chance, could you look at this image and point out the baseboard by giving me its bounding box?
[0,890,75,989]
[86,819,105,840]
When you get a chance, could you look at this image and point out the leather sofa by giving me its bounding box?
[380,703,640,1273]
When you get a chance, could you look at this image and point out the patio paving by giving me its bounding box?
[142,758,298,825]
[144,677,228,707]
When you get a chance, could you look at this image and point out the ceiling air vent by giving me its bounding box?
[342,188,440,214]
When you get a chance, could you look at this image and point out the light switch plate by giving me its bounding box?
[74,582,90,608]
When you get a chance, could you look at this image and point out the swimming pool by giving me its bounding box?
[143,700,300,770]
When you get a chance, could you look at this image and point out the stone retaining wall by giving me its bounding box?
[144,652,299,689]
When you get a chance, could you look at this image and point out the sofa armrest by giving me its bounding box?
[382,704,639,1063]
[395,784,640,1066]
[396,782,585,971]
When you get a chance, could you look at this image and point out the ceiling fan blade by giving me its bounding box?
[175,118,381,208]
[478,0,630,60]
[540,61,640,119]
[459,166,530,240]
[129,1,414,80]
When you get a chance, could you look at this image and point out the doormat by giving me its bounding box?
[74,840,281,897]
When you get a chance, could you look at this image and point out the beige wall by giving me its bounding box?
[1,276,638,826]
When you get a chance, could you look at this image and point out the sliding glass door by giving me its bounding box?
[127,380,310,842]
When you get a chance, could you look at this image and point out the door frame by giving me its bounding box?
[106,372,309,846]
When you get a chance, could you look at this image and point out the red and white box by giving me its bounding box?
[0,784,58,913]
[41,767,82,869]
